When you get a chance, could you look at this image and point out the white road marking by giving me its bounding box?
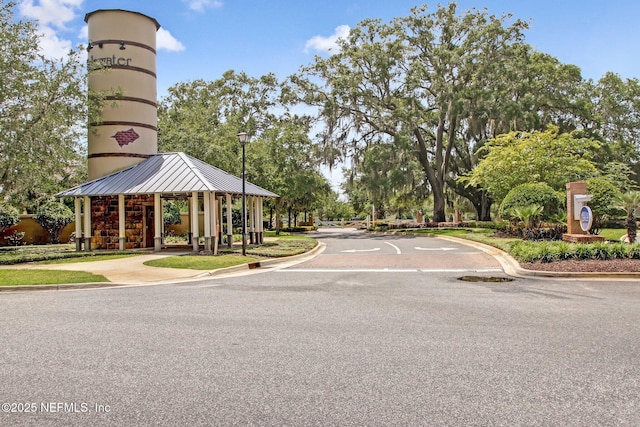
[279,268,503,273]
[414,247,457,251]
[341,248,381,253]
[385,241,402,254]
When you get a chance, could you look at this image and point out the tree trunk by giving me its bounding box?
[432,189,447,222]
[625,214,637,243]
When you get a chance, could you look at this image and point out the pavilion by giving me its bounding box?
[56,151,278,254]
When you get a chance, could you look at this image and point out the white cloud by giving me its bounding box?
[157,28,186,52]
[36,25,73,59]
[19,0,82,30]
[305,25,350,53]
[18,0,83,59]
[182,0,223,12]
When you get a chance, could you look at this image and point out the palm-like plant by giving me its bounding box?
[616,191,640,243]
[509,204,544,230]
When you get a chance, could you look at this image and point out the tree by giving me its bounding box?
[617,191,640,243]
[293,4,530,222]
[498,183,562,221]
[158,72,332,224]
[158,71,281,176]
[586,177,621,234]
[342,142,426,219]
[0,1,88,211]
[451,47,588,220]
[163,200,183,226]
[463,126,599,203]
[589,73,640,187]
[34,200,73,244]
[316,191,355,221]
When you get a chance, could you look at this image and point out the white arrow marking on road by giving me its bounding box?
[384,241,402,254]
[341,248,381,253]
[414,247,457,251]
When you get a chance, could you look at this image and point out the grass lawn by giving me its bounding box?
[144,234,317,269]
[144,255,257,270]
[599,228,627,241]
[219,234,318,257]
[0,270,108,286]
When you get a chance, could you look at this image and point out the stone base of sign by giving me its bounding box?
[562,233,605,243]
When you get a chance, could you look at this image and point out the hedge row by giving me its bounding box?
[509,241,640,263]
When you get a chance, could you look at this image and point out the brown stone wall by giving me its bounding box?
[91,195,152,249]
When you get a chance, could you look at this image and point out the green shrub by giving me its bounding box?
[34,201,74,244]
[509,240,640,262]
[586,177,621,234]
[499,183,562,221]
[163,200,182,225]
[0,202,20,232]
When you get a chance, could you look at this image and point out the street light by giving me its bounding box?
[237,131,249,256]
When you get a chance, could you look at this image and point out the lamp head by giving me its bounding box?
[237,132,249,145]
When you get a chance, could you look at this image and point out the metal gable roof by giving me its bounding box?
[56,152,278,198]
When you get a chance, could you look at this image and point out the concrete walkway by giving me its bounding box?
[1,252,212,285]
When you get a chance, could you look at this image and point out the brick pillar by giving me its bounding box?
[566,181,587,235]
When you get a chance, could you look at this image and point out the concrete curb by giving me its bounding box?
[436,235,640,280]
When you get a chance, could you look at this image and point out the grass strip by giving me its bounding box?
[0,270,108,286]
[143,255,257,270]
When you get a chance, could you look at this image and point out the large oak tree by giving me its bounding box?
[292,3,531,221]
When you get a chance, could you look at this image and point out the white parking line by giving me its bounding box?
[384,241,402,254]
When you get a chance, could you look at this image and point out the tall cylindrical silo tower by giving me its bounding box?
[85,9,160,180]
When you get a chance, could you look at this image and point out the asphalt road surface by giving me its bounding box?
[1,230,639,426]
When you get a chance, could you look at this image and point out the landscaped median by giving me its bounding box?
[143,234,318,269]
[0,233,318,287]
[381,227,640,271]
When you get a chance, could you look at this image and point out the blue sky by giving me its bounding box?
[15,0,640,99]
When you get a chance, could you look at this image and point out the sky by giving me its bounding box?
[14,0,640,98]
[11,0,640,192]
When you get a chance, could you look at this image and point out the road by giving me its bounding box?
[1,229,639,426]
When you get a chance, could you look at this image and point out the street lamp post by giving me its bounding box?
[237,132,249,256]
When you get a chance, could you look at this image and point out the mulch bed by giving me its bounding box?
[522,259,640,273]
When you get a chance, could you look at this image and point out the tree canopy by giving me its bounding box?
[158,71,333,218]
[0,1,87,211]
[463,126,599,202]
